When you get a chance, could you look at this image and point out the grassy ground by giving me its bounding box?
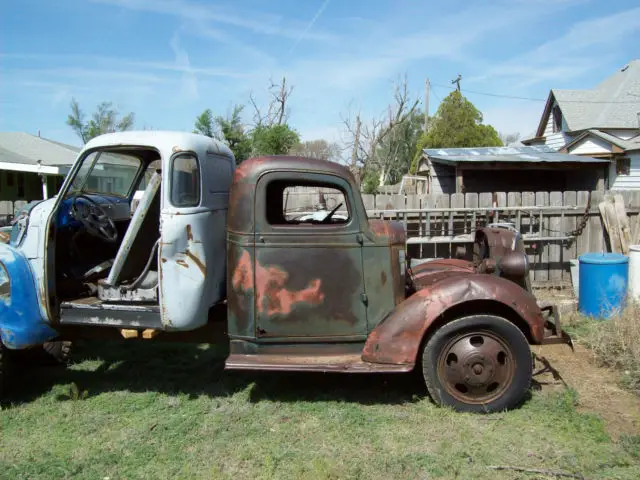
[1,341,639,479]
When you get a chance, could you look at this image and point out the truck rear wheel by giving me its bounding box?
[421,315,532,413]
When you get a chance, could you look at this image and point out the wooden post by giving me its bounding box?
[455,166,463,194]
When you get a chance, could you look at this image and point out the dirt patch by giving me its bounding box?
[532,343,640,438]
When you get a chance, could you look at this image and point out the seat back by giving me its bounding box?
[105,171,161,286]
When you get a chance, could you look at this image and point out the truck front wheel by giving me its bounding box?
[0,341,7,398]
[421,315,532,413]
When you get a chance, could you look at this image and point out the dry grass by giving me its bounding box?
[565,302,640,394]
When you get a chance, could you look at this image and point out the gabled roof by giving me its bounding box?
[561,129,640,154]
[422,145,608,165]
[0,132,80,172]
[533,60,640,137]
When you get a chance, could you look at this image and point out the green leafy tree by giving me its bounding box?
[215,105,252,164]
[251,124,300,156]
[66,98,135,144]
[193,106,252,164]
[410,91,502,173]
[193,109,215,138]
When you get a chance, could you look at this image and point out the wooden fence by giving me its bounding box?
[284,190,640,285]
[3,191,640,284]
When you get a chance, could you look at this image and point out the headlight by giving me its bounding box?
[497,251,529,277]
[0,262,10,302]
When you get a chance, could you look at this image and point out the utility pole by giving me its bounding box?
[424,78,430,134]
[451,74,462,92]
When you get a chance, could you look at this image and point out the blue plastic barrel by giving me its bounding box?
[578,252,629,319]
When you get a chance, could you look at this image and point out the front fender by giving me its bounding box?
[0,244,58,349]
[362,273,544,365]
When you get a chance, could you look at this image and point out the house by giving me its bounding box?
[0,132,79,202]
[415,145,608,194]
[522,60,640,190]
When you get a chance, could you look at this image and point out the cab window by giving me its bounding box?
[265,180,350,225]
[171,154,200,207]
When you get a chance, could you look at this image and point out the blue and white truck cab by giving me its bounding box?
[0,131,235,354]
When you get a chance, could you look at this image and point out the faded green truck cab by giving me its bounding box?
[0,132,569,412]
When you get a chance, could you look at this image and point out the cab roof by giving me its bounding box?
[234,155,355,184]
[82,131,234,159]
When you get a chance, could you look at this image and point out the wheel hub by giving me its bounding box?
[438,331,515,404]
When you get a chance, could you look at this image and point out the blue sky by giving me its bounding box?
[1,0,639,150]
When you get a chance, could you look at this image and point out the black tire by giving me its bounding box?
[42,341,72,365]
[9,341,72,366]
[0,340,8,399]
[421,315,532,413]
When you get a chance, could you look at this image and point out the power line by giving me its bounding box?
[430,85,443,102]
[430,81,638,104]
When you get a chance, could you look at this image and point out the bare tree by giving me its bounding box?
[290,139,341,162]
[342,76,420,186]
[249,76,294,127]
[499,132,521,146]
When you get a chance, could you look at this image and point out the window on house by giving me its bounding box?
[265,180,350,226]
[616,157,631,175]
[552,105,562,133]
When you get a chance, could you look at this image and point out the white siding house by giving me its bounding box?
[523,60,640,190]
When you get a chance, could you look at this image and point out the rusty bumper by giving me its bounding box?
[538,302,573,350]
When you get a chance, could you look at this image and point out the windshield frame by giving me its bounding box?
[65,148,146,199]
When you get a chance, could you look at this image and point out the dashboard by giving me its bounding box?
[56,194,132,229]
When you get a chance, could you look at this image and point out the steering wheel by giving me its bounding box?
[321,202,343,224]
[70,194,118,243]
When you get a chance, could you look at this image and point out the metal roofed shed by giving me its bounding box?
[416,145,610,194]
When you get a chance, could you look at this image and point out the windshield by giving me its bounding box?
[68,150,141,197]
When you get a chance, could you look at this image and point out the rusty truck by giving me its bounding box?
[0,131,570,412]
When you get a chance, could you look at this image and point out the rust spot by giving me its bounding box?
[368,219,405,245]
[381,270,387,286]
[161,258,167,263]
[185,250,206,276]
[186,224,193,242]
[176,259,188,268]
[232,250,325,316]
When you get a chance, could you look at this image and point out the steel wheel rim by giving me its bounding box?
[437,330,516,405]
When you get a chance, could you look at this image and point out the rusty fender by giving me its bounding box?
[362,274,545,365]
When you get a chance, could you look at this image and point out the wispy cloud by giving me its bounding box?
[170,31,198,100]
[468,6,640,87]
[287,0,331,56]
[91,0,335,41]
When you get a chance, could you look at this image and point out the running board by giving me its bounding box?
[225,353,413,373]
[60,298,162,329]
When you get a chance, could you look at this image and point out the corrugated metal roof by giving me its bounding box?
[423,145,608,165]
[0,132,80,167]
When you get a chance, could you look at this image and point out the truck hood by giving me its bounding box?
[410,258,477,290]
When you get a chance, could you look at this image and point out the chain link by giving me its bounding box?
[564,191,591,248]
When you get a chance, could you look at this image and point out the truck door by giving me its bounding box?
[253,172,367,339]
[159,152,233,330]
